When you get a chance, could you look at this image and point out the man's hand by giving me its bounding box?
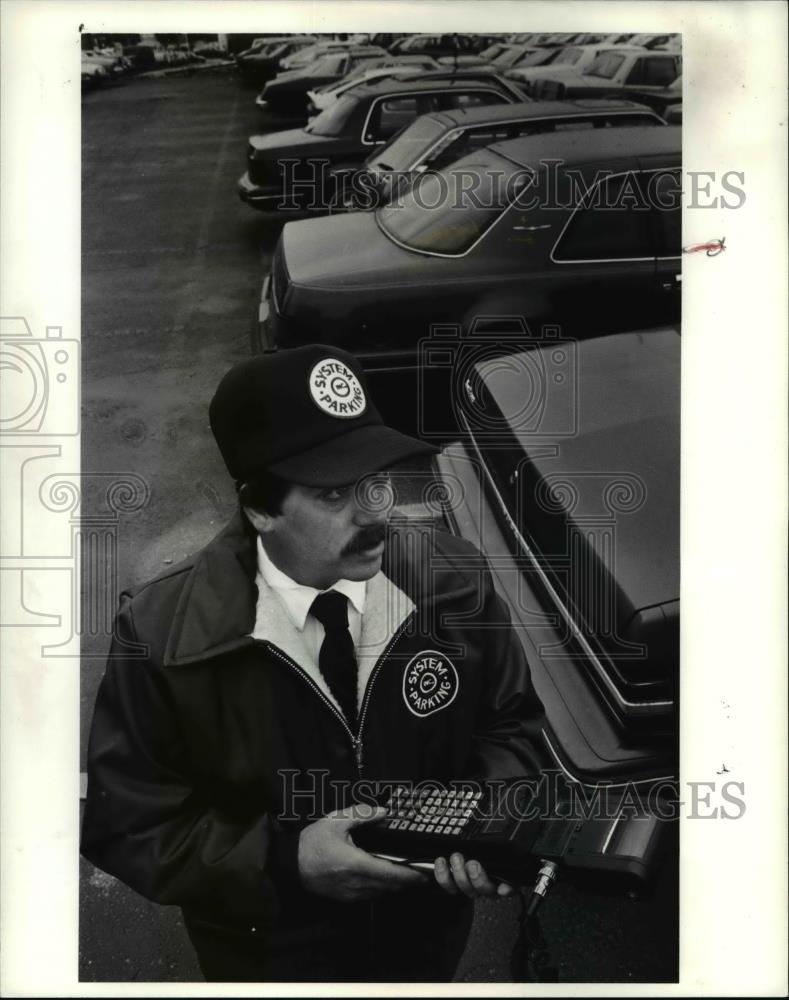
[434,853,515,899]
[298,805,429,902]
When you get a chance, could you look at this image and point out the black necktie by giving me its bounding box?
[310,591,358,729]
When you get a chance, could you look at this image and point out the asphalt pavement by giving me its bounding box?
[80,70,678,984]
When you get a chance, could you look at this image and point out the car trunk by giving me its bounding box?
[471,329,679,723]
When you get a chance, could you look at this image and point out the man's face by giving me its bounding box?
[250,476,394,590]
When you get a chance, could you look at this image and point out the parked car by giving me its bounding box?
[385,67,530,102]
[601,33,638,45]
[81,57,109,88]
[435,53,495,68]
[664,103,682,124]
[239,76,524,210]
[505,44,648,93]
[341,97,667,209]
[192,40,230,59]
[82,49,129,78]
[431,323,679,782]
[256,126,681,380]
[236,36,318,84]
[628,32,681,50]
[623,74,683,118]
[530,48,681,100]
[388,34,482,57]
[491,44,561,71]
[307,55,442,113]
[279,39,364,72]
[258,47,388,114]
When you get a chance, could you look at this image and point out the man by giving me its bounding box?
[81,345,546,982]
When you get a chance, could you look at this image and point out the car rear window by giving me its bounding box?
[376,151,530,255]
[365,115,447,172]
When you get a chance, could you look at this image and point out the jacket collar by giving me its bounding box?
[164,512,258,668]
[164,513,477,669]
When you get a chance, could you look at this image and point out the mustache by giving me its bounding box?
[341,525,387,557]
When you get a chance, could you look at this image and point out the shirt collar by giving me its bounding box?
[256,536,367,632]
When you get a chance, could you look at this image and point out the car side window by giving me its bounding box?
[438,90,509,111]
[625,58,647,85]
[643,57,679,86]
[366,96,431,143]
[627,56,677,86]
[553,172,655,261]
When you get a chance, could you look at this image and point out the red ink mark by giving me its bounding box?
[682,238,726,257]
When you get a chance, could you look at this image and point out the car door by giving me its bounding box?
[645,166,682,322]
[547,168,664,334]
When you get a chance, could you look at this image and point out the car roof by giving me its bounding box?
[429,97,660,127]
[490,125,680,169]
[587,45,651,54]
[354,75,514,98]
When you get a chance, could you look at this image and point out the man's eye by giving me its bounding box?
[321,487,350,502]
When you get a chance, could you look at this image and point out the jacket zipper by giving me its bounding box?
[355,612,415,774]
[256,610,414,778]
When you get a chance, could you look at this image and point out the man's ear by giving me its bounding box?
[243,505,276,534]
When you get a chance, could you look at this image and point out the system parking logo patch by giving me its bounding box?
[403,651,459,718]
[309,357,366,419]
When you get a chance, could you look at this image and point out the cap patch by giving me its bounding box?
[309,358,367,419]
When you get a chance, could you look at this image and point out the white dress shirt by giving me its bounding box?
[252,536,366,673]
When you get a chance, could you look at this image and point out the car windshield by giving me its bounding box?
[331,68,365,87]
[583,52,626,79]
[511,48,556,69]
[304,94,357,136]
[552,46,583,65]
[365,115,448,172]
[376,152,530,255]
[479,44,502,59]
[492,47,526,68]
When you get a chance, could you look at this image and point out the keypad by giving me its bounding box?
[382,785,484,835]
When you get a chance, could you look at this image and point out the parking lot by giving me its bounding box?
[80,67,677,984]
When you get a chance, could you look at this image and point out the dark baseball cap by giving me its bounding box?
[209,346,436,486]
